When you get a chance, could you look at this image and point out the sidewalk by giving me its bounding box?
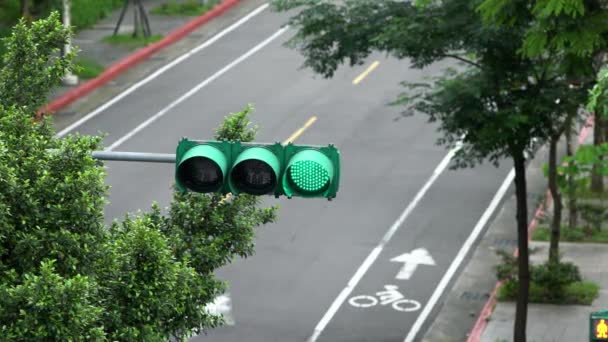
[481,241,608,342]
[46,0,267,132]
[422,120,601,342]
[50,0,205,102]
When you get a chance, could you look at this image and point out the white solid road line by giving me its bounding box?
[55,2,270,138]
[404,168,515,342]
[105,26,289,151]
[307,142,463,342]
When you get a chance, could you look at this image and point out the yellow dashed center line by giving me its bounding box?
[220,116,318,203]
[352,61,380,85]
[283,116,318,145]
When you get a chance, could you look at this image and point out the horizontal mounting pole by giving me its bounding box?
[92,151,176,163]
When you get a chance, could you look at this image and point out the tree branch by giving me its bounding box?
[442,54,482,68]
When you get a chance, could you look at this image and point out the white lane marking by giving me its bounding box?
[391,248,436,280]
[105,26,289,151]
[404,168,515,342]
[55,3,270,138]
[307,143,462,342]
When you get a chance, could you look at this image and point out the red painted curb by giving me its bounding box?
[41,0,241,114]
[466,114,595,342]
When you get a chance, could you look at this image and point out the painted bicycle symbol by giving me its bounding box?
[348,285,421,312]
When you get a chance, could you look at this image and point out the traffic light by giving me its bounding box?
[175,138,340,199]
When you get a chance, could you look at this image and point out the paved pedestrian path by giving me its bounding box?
[481,241,608,342]
[49,0,200,101]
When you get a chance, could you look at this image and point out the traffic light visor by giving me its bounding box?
[229,147,280,195]
[176,145,228,193]
[283,150,334,197]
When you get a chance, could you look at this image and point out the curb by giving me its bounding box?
[41,0,241,114]
[466,115,595,342]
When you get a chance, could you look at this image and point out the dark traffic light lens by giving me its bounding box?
[231,159,276,195]
[177,157,223,192]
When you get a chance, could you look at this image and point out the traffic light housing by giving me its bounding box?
[175,138,340,199]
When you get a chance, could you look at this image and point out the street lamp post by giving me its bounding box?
[62,0,78,86]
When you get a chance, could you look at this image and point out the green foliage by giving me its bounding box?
[151,0,220,16]
[479,0,608,60]
[214,104,259,142]
[272,0,586,168]
[531,225,608,242]
[495,249,518,283]
[99,218,221,341]
[498,279,599,305]
[69,0,124,31]
[0,12,75,114]
[577,202,607,232]
[557,143,608,197]
[0,14,278,340]
[102,34,164,50]
[495,252,597,304]
[587,67,608,116]
[0,261,106,340]
[74,56,105,79]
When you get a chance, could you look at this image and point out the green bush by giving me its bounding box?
[2,0,124,31]
[495,252,598,304]
[498,279,599,305]
[0,14,278,340]
[531,261,581,301]
[70,0,124,30]
[0,261,106,340]
[0,0,124,67]
[151,0,220,16]
[564,281,600,305]
[532,225,608,242]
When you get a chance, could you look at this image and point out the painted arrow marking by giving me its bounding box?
[391,248,436,280]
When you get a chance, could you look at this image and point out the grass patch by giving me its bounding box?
[102,34,163,50]
[532,225,608,242]
[73,57,105,79]
[497,280,599,305]
[150,0,220,16]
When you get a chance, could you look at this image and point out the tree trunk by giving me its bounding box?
[548,135,562,264]
[566,119,577,229]
[20,0,31,19]
[592,113,604,192]
[513,149,529,342]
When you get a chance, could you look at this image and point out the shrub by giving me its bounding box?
[0,14,278,340]
[495,253,597,304]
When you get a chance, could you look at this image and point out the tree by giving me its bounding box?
[271,1,579,341]
[506,0,608,194]
[20,0,31,20]
[0,13,277,340]
[479,0,605,262]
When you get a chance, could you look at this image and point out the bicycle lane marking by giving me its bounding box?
[309,155,513,342]
[306,142,462,342]
[349,285,422,312]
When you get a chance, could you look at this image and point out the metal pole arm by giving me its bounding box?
[92,151,176,163]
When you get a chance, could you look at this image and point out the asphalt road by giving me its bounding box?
[62,4,513,342]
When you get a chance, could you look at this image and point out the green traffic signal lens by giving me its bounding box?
[177,157,223,192]
[283,149,334,197]
[288,160,330,193]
